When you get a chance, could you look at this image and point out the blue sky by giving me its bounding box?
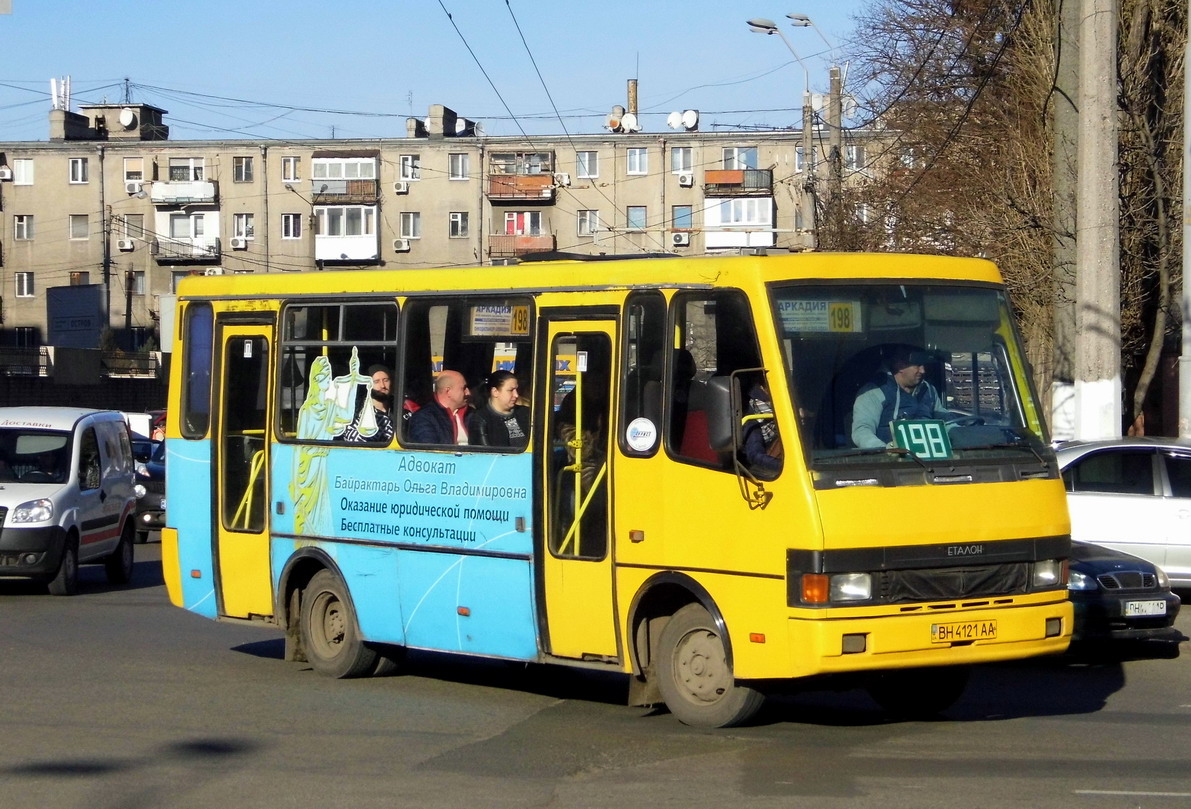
[0,1,864,143]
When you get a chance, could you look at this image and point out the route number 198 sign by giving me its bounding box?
[891,419,953,460]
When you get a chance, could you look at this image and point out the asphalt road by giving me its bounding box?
[2,540,1189,809]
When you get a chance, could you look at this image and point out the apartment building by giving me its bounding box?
[0,101,875,349]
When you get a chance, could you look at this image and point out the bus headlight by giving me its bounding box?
[1033,559,1065,588]
[830,573,873,602]
[12,498,54,523]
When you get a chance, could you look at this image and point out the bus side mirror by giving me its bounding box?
[706,375,736,453]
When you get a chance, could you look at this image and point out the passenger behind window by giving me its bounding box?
[407,369,471,445]
[740,379,783,480]
[342,364,395,443]
[468,370,530,449]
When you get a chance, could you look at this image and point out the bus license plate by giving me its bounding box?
[931,620,997,643]
[1124,600,1167,617]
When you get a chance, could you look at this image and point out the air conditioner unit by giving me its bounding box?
[0,166,12,181]
[230,236,248,250]
[116,239,135,252]
[393,238,411,252]
[393,181,409,194]
[553,172,571,187]
[124,181,143,195]
[672,232,691,247]
[204,268,225,276]
[677,173,694,187]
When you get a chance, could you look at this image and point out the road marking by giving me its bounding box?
[1075,791,1191,798]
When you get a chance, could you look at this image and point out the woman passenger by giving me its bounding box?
[467,370,530,449]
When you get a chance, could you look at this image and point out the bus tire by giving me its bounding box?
[104,524,134,585]
[300,569,379,679]
[368,644,405,677]
[48,532,79,596]
[866,665,970,719]
[655,603,764,728]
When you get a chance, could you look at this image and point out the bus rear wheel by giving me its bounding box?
[655,603,764,728]
[300,569,379,679]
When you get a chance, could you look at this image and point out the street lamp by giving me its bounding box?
[786,13,835,61]
[746,15,818,250]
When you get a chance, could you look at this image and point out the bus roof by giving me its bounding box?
[175,252,1004,300]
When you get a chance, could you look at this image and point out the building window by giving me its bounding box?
[845,144,867,172]
[627,148,648,176]
[795,146,806,173]
[723,147,758,170]
[626,206,647,231]
[281,213,302,239]
[233,156,254,183]
[448,212,469,238]
[315,206,376,236]
[400,155,421,181]
[169,157,204,181]
[170,213,205,239]
[70,272,90,286]
[15,272,34,298]
[282,156,301,182]
[312,158,376,180]
[69,214,89,240]
[504,211,542,235]
[490,152,553,175]
[400,212,422,239]
[14,326,37,347]
[124,157,144,182]
[577,210,600,236]
[13,158,33,185]
[171,271,190,293]
[671,147,693,173]
[233,213,255,239]
[122,213,145,239]
[130,326,151,350]
[576,151,598,179]
[129,271,146,296]
[672,205,693,230]
[718,198,771,226]
[14,214,33,240]
[448,153,470,180]
[69,157,89,184]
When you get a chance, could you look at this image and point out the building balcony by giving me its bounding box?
[149,180,218,205]
[311,179,380,205]
[151,236,222,264]
[314,234,380,263]
[488,233,556,258]
[703,169,773,196]
[486,174,556,202]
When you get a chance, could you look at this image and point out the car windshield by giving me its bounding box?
[772,281,1051,471]
[0,428,71,483]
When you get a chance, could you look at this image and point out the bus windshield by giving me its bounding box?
[773,281,1050,469]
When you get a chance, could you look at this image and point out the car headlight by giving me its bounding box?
[829,572,873,602]
[1067,569,1098,591]
[1156,566,1171,589]
[135,462,149,478]
[1033,558,1065,588]
[134,483,147,499]
[11,498,54,523]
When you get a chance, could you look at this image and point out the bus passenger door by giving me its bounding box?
[214,323,274,619]
[541,320,619,660]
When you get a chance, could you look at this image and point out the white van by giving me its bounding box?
[0,407,137,594]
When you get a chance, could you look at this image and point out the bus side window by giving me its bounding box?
[620,292,666,456]
[669,290,770,470]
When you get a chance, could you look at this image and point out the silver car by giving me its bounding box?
[1056,437,1191,587]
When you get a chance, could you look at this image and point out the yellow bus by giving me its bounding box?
[163,251,1072,727]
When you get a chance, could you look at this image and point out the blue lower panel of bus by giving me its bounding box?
[167,438,219,619]
[269,444,540,661]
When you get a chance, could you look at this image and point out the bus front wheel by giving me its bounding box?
[300,569,379,679]
[655,603,764,728]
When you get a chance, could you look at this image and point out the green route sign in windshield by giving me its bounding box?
[891,419,953,460]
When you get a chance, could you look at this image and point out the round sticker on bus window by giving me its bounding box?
[625,417,658,452]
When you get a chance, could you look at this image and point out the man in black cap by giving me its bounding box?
[851,346,947,449]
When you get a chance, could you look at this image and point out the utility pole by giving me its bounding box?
[1180,0,1191,436]
[801,90,816,249]
[1074,0,1122,438]
[827,66,843,243]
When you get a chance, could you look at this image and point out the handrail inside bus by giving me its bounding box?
[231,446,267,529]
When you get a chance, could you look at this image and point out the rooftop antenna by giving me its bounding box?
[122,77,133,104]
[50,75,71,111]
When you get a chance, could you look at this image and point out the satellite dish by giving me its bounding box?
[841,95,859,120]
[474,122,485,137]
[621,112,640,132]
[666,111,683,130]
[681,109,699,130]
[118,108,136,129]
[605,113,622,132]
